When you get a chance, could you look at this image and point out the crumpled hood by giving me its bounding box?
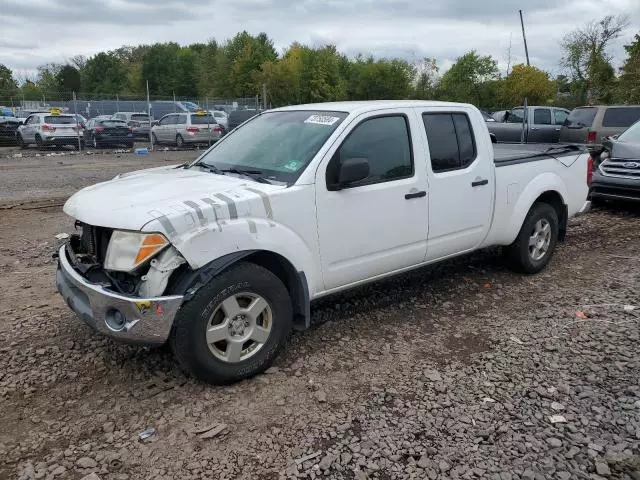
[63,164,286,232]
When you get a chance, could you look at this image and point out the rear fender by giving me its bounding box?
[500,173,568,245]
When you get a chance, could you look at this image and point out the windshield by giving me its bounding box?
[617,120,640,143]
[565,107,597,128]
[195,110,348,184]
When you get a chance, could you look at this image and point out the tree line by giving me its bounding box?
[0,15,638,109]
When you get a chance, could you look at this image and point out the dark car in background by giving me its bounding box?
[487,106,570,143]
[83,118,134,148]
[559,105,640,148]
[0,107,21,145]
[227,109,260,131]
[589,119,640,204]
[112,112,151,139]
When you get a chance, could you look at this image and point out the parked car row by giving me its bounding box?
[485,104,640,147]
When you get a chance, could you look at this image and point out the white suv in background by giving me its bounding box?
[16,109,84,148]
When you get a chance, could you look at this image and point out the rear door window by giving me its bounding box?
[423,112,477,172]
[177,114,187,125]
[565,107,597,128]
[533,108,552,125]
[602,107,640,128]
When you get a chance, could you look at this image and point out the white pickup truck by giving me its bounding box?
[56,101,591,384]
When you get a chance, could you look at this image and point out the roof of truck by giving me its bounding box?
[272,100,474,114]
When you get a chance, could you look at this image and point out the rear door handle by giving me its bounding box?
[405,191,426,200]
[472,179,489,187]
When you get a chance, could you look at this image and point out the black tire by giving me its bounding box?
[151,133,159,145]
[91,135,100,149]
[17,134,26,149]
[35,134,44,148]
[169,262,292,384]
[504,202,559,274]
[176,134,184,148]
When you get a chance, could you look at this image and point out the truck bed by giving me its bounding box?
[493,143,584,167]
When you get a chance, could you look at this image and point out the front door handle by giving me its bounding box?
[405,191,426,200]
[472,179,489,187]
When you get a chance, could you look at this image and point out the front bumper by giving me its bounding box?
[589,172,640,203]
[55,245,183,345]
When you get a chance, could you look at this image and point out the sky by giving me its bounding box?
[2,0,639,81]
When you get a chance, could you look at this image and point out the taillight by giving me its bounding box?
[186,127,199,133]
[586,131,597,144]
[42,124,55,132]
[128,128,133,134]
[213,125,221,132]
[587,155,594,186]
[95,126,104,133]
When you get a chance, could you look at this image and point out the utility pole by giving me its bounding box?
[73,91,82,151]
[519,10,530,66]
[506,33,513,76]
[519,10,530,144]
[262,83,267,110]
[147,80,153,150]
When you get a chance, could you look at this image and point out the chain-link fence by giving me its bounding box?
[0,94,261,120]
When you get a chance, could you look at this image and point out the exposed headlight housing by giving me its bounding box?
[104,231,169,272]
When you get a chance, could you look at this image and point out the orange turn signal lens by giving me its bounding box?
[134,234,169,264]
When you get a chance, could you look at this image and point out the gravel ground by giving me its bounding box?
[0,153,639,480]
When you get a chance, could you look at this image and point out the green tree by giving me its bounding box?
[617,33,640,103]
[82,53,127,95]
[412,58,439,99]
[560,15,628,103]
[439,51,500,107]
[218,32,277,97]
[20,80,43,101]
[0,64,18,100]
[36,63,63,96]
[141,43,182,96]
[347,56,415,100]
[55,65,82,93]
[298,45,347,103]
[500,64,556,106]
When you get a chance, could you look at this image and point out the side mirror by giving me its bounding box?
[331,157,370,190]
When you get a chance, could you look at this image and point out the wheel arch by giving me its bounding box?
[168,249,310,331]
[500,173,569,245]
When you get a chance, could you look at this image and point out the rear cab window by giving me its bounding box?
[422,113,477,173]
[602,107,640,128]
[565,108,597,128]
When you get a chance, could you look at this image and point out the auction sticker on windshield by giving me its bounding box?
[304,115,340,126]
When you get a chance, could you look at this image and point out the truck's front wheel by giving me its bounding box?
[169,262,292,384]
[505,202,559,274]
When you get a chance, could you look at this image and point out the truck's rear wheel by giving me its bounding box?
[505,202,559,274]
[169,262,292,384]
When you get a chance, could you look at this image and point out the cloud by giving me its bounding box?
[2,0,639,81]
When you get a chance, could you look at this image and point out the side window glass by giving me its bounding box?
[507,108,525,123]
[328,115,413,188]
[423,112,477,172]
[159,116,170,126]
[554,110,568,125]
[178,114,187,125]
[534,109,552,125]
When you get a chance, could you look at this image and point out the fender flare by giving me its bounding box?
[169,250,311,330]
[502,173,568,245]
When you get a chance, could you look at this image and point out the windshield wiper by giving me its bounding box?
[218,168,272,184]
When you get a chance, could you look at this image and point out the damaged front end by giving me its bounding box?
[55,222,186,345]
